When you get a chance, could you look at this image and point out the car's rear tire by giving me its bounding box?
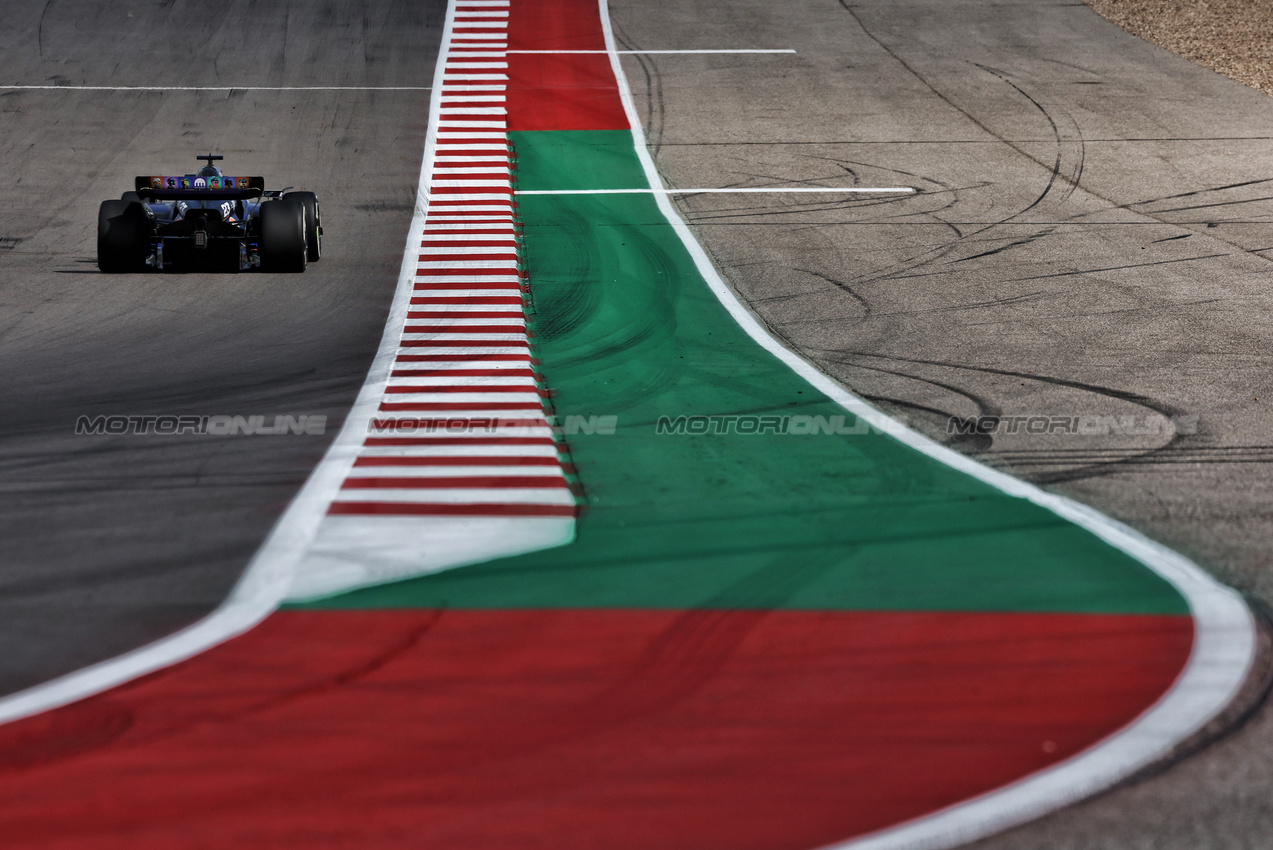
[259,198,307,273]
[120,191,142,204]
[284,191,321,262]
[97,200,150,273]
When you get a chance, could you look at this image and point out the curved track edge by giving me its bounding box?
[594,2,1257,848]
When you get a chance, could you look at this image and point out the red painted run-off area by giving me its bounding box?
[505,0,629,131]
[0,610,1190,850]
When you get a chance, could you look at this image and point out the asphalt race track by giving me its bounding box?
[0,0,442,694]
[609,0,1273,846]
[1,0,1271,848]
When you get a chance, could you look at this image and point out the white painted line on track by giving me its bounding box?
[593,2,1257,850]
[0,85,433,91]
[517,187,915,194]
[507,49,796,54]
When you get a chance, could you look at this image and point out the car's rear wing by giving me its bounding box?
[135,175,265,201]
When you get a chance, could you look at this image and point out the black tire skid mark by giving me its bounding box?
[795,267,874,322]
[835,3,1271,284]
[818,349,1191,485]
[835,2,1080,277]
[827,357,1007,453]
[525,196,684,406]
[0,610,444,774]
[610,16,666,155]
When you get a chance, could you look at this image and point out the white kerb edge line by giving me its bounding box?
[594,1,1256,849]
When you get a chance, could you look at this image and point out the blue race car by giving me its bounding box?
[97,154,322,272]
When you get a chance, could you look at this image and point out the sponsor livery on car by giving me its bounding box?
[97,154,322,272]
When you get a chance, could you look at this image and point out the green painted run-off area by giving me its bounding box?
[296,129,1187,616]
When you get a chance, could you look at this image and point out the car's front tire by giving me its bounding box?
[97,200,150,273]
[259,198,307,273]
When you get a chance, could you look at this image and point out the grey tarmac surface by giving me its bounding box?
[0,0,442,695]
[608,0,1273,847]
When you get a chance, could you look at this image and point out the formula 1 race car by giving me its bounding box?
[97,154,322,273]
